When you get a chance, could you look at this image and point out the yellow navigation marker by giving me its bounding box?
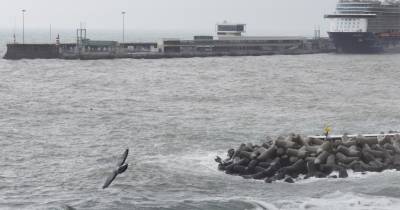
[324,125,332,136]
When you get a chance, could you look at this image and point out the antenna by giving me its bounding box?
[49,24,52,42]
[318,25,321,38]
[13,16,16,43]
[314,25,321,40]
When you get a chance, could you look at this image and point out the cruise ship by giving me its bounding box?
[325,0,400,53]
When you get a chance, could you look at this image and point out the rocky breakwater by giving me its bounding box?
[215,133,400,183]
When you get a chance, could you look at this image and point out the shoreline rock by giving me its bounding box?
[215,133,400,183]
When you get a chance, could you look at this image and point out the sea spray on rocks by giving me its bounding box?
[215,133,400,183]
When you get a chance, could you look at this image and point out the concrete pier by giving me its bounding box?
[3,23,335,60]
[3,44,60,59]
[3,36,334,60]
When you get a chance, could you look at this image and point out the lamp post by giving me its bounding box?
[50,24,52,42]
[122,11,126,43]
[22,9,26,44]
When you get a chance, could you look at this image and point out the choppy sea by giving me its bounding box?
[1,31,400,209]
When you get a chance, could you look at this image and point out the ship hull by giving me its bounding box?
[328,32,400,54]
[328,32,384,53]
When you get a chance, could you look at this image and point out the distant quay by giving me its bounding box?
[4,43,60,59]
[3,23,335,60]
[3,38,335,60]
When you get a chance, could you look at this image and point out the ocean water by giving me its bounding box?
[1,37,400,209]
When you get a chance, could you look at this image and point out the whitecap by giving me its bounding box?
[274,191,400,210]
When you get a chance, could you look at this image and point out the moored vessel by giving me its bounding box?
[325,0,400,53]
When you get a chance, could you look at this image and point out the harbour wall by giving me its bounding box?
[3,44,60,59]
[3,38,335,60]
[64,50,331,60]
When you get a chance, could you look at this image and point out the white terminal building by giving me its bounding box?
[216,22,246,37]
[157,22,322,54]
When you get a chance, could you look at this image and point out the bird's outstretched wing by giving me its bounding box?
[116,149,129,167]
[102,170,118,189]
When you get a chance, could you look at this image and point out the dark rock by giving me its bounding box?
[284,177,295,183]
[218,133,400,184]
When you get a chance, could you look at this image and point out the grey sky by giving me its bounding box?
[1,0,338,36]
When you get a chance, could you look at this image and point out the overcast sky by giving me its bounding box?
[1,0,339,36]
